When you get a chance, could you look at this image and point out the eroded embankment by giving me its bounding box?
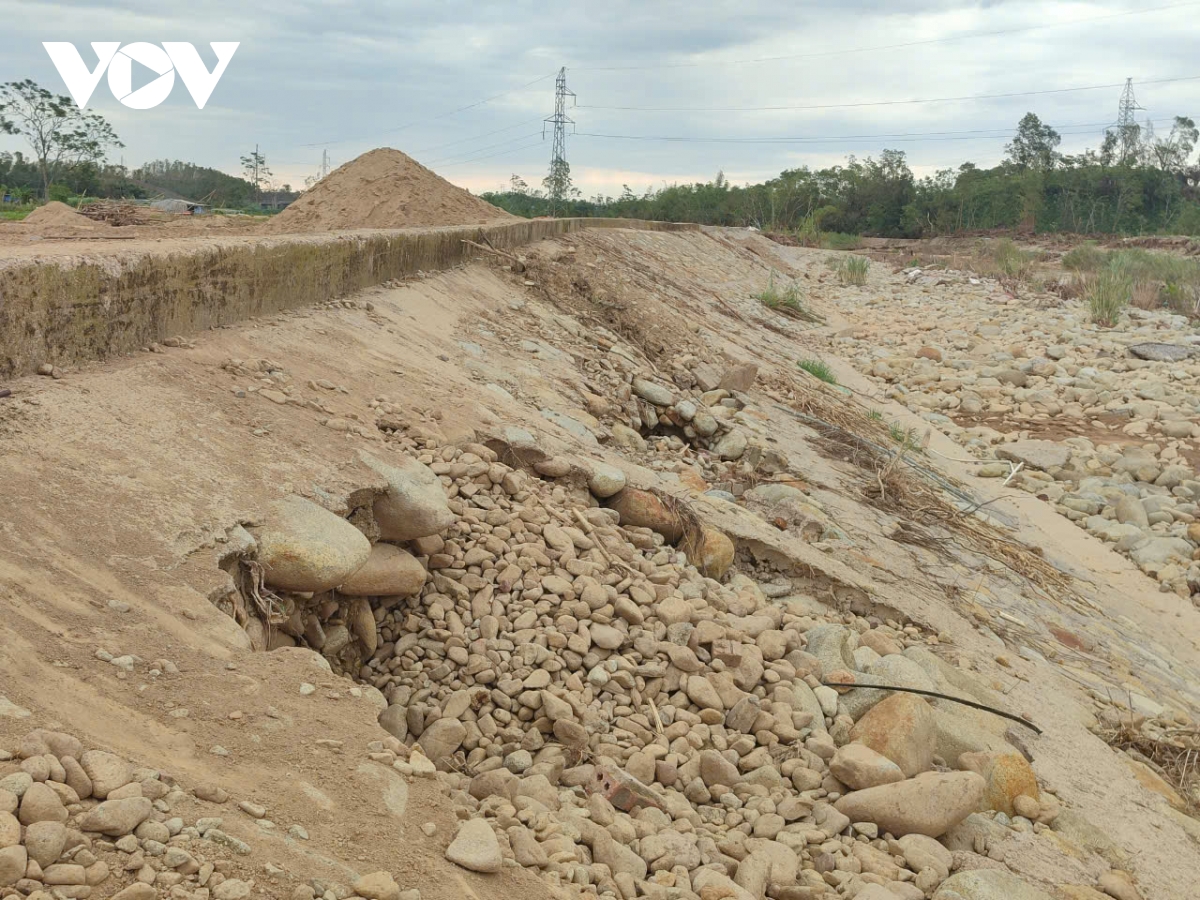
[0,227,1198,900]
[0,218,694,379]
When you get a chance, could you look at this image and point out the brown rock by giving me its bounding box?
[834,771,986,837]
[605,489,684,542]
[340,543,427,597]
[352,872,400,900]
[718,363,758,393]
[79,751,132,800]
[850,693,936,777]
[60,758,92,800]
[0,846,27,887]
[829,743,905,791]
[23,821,67,867]
[19,783,67,825]
[43,864,86,885]
[689,526,735,580]
[78,798,153,836]
[0,813,18,849]
[958,751,1039,816]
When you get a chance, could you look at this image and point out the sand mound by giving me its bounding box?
[265,147,517,233]
[23,201,97,229]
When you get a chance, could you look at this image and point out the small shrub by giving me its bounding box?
[756,272,822,322]
[991,239,1039,280]
[1130,280,1161,310]
[1062,242,1107,272]
[837,256,870,286]
[1085,271,1131,327]
[866,409,884,421]
[888,422,924,453]
[821,232,863,251]
[1164,281,1200,317]
[797,358,837,384]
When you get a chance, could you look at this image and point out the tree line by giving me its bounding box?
[0,78,294,208]
[482,113,1200,237]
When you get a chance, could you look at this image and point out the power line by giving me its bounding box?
[411,117,546,155]
[576,75,1200,113]
[568,119,1173,146]
[571,2,1198,71]
[298,71,557,148]
[425,132,545,166]
[435,137,548,169]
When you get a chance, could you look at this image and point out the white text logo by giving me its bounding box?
[42,42,240,110]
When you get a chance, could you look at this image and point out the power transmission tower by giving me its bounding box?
[1116,78,1144,164]
[321,149,330,180]
[543,67,575,217]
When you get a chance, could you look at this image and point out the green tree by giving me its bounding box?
[1005,113,1061,171]
[0,78,122,199]
[543,158,578,215]
[240,148,271,204]
[1151,116,1199,173]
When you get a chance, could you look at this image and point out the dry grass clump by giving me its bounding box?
[1098,714,1200,815]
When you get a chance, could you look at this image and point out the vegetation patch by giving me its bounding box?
[797,357,838,384]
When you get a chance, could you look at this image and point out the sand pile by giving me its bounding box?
[23,200,97,229]
[265,147,516,233]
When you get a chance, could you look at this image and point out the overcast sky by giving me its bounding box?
[2,0,1198,198]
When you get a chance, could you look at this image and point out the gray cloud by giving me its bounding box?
[2,1,1197,196]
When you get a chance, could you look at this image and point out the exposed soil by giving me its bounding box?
[22,201,97,229]
[2,225,1200,900]
[265,148,516,233]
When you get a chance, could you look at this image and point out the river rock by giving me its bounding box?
[0,813,17,849]
[995,441,1070,471]
[829,743,905,790]
[690,525,735,579]
[339,543,427,596]
[631,378,674,407]
[1128,342,1191,362]
[834,771,986,837]
[445,818,501,873]
[353,872,400,900]
[933,870,1054,900]
[78,751,131,801]
[849,693,936,777]
[377,705,409,743]
[23,821,67,868]
[254,496,371,592]
[18,783,66,825]
[605,489,684,542]
[588,463,627,499]
[958,751,1039,816]
[364,452,456,542]
[0,846,27,887]
[78,798,153,836]
[416,719,466,767]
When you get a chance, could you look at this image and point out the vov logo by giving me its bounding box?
[43,42,239,110]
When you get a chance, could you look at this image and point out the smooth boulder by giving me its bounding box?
[364,453,456,542]
[340,543,427,597]
[254,496,371,593]
[834,771,986,837]
[605,489,685,542]
[933,870,1054,900]
[445,818,501,873]
[829,743,905,790]
[849,693,936,777]
[78,797,153,836]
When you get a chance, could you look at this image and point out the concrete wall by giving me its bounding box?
[0,217,696,378]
